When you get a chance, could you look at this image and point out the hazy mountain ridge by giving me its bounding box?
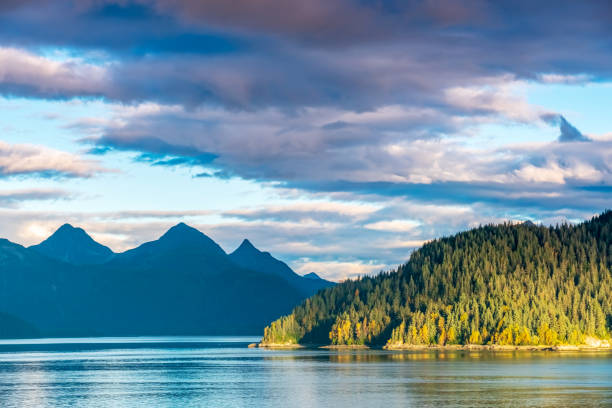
[0,223,333,338]
[229,239,334,297]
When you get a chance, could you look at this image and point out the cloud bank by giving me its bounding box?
[0,0,609,279]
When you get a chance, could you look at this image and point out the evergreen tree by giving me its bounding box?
[262,211,612,346]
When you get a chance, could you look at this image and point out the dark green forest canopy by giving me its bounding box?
[262,211,612,346]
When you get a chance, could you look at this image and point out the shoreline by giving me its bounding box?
[256,342,611,352]
[383,343,611,352]
[254,342,305,349]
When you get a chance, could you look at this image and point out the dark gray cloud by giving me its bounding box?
[542,114,591,142]
[558,116,590,142]
[0,1,612,110]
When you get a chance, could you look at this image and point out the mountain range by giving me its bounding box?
[0,223,333,338]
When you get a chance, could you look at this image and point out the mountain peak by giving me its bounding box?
[229,240,300,281]
[235,239,259,254]
[165,222,197,233]
[58,222,75,230]
[303,272,323,280]
[134,223,228,258]
[55,223,85,235]
[160,223,210,243]
[30,224,114,265]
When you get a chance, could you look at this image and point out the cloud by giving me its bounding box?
[443,79,549,123]
[0,47,108,99]
[0,140,107,178]
[293,260,389,282]
[0,188,71,207]
[541,114,591,142]
[76,101,611,220]
[558,116,590,143]
[364,220,420,232]
[0,2,611,111]
[0,196,602,281]
[538,73,593,85]
[0,0,610,278]
[100,209,213,220]
[224,202,380,223]
[0,208,216,250]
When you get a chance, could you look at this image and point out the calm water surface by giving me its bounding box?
[0,336,610,407]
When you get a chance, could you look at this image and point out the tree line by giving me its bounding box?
[263,211,612,346]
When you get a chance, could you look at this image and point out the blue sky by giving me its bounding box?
[0,1,610,280]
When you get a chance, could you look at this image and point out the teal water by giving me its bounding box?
[0,337,610,407]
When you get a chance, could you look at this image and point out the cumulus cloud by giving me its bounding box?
[443,79,548,123]
[0,47,108,99]
[0,140,106,178]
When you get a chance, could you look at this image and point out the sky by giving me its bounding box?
[0,0,610,281]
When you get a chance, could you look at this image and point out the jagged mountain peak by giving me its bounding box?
[234,238,262,254]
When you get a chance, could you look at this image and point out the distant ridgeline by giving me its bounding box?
[262,211,612,347]
[0,223,333,338]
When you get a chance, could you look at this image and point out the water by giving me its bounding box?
[0,337,610,407]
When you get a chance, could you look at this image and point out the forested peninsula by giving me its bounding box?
[261,211,612,349]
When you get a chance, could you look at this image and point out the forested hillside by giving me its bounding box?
[262,211,612,347]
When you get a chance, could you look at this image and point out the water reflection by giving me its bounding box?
[0,338,610,407]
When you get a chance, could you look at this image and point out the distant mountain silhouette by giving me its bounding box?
[230,239,333,296]
[30,223,114,265]
[0,223,335,337]
[0,238,88,337]
[115,222,228,267]
[230,239,295,280]
[303,272,324,280]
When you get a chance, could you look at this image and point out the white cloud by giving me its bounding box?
[294,260,390,282]
[443,77,550,123]
[538,73,592,84]
[0,140,106,177]
[0,47,108,97]
[225,201,381,221]
[364,219,420,232]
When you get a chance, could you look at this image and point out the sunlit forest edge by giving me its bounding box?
[262,211,612,348]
